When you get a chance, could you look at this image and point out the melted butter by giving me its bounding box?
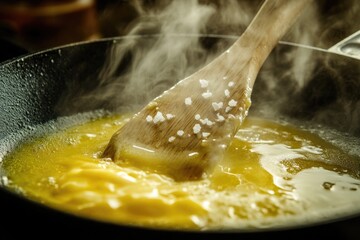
[2,115,360,230]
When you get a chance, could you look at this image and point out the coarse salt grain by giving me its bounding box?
[202,90,212,99]
[202,132,210,138]
[199,118,207,125]
[168,136,176,142]
[228,99,237,107]
[193,124,201,134]
[199,79,209,88]
[153,111,166,124]
[228,81,235,87]
[212,102,223,111]
[206,120,214,126]
[216,113,225,122]
[185,97,192,105]
[200,118,214,126]
[195,114,201,120]
[199,118,206,124]
[177,130,184,136]
[146,115,153,122]
[224,89,230,97]
[166,113,174,120]
[225,106,232,113]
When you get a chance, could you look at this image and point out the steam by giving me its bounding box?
[82,0,218,112]
[57,0,360,136]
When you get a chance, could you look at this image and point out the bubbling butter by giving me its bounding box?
[1,113,360,230]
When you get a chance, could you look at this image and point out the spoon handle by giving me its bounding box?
[232,0,313,87]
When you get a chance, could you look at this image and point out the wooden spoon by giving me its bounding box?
[102,0,312,180]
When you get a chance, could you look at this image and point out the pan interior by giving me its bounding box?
[0,35,360,232]
[1,108,360,231]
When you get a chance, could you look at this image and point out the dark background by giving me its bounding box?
[0,0,358,54]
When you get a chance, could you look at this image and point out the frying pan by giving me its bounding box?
[0,34,359,239]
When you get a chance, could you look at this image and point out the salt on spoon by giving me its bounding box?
[102,0,313,181]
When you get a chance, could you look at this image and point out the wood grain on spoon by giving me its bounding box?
[102,0,313,180]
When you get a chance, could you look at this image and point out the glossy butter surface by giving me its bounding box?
[2,115,360,230]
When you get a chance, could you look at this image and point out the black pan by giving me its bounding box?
[0,34,359,239]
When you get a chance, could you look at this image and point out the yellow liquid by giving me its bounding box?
[2,114,360,230]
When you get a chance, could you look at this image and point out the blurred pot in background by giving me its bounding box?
[0,0,100,52]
